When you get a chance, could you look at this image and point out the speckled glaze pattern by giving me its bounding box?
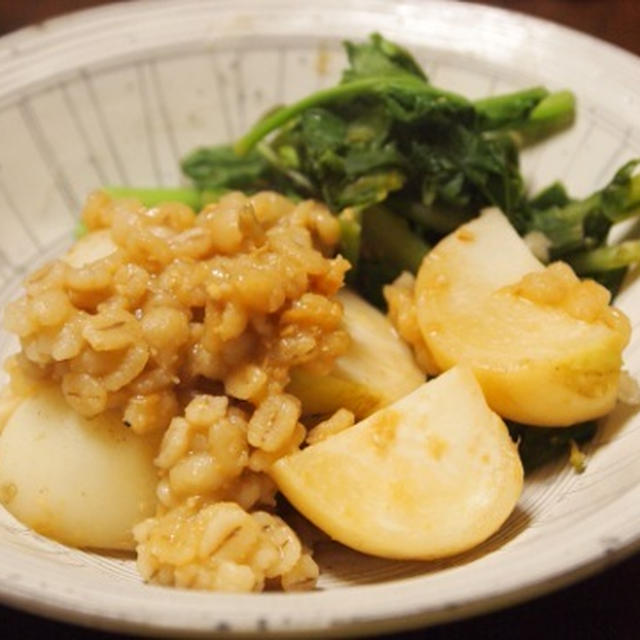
[0,1,639,637]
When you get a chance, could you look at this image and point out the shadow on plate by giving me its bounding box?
[594,400,640,446]
[314,506,531,588]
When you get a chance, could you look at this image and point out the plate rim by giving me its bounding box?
[0,0,639,636]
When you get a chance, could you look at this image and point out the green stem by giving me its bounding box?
[515,90,576,145]
[528,167,640,255]
[362,206,429,273]
[607,173,640,223]
[104,187,225,210]
[474,86,549,130]
[105,187,203,210]
[628,172,640,207]
[255,142,315,193]
[338,208,363,272]
[234,76,467,155]
[528,192,601,254]
[566,240,640,273]
[400,200,471,235]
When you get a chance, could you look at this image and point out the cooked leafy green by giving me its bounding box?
[527,160,640,257]
[507,421,597,474]
[182,34,593,298]
[476,88,576,143]
[181,34,640,300]
[180,146,269,191]
[104,33,640,472]
[109,33,640,302]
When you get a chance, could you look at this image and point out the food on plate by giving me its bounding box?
[63,228,119,269]
[409,208,631,426]
[287,289,425,418]
[179,35,640,308]
[0,387,158,550]
[0,33,637,593]
[1,190,351,591]
[272,366,523,559]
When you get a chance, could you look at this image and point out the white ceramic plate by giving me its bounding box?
[0,0,639,636]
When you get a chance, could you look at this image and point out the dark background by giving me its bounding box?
[0,1,638,638]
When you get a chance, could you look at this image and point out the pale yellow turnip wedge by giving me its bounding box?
[271,366,522,560]
[414,208,630,426]
[0,387,159,550]
[288,289,425,419]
